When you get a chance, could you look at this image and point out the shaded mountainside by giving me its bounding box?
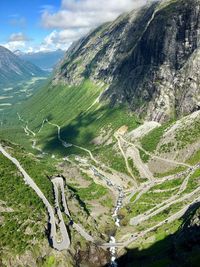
[1,1,200,267]
[54,0,200,122]
[4,0,200,153]
[0,46,47,87]
[111,204,200,267]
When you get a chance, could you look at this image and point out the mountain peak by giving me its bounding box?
[14,49,25,56]
[53,0,200,122]
[0,46,46,86]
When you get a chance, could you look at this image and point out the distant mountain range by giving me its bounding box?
[1,1,200,267]
[0,46,47,87]
[14,49,65,71]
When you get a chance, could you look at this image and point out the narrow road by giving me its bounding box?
[130,165,199,225]
[122,195,200,249]
[17,113,44,153]
[102,195,200,249]
[120,134,191,168]
[52,177,95,243]
[124,160,193,205]
[46,120,72,149]
[52,178,71,247]
[130,185,200,226]
[52,177,70,216]
[38,119,47,134]
[73,223,95,242]
[115,133,138,188]
[16,115,200,256]
[119,136,154,182]
[25,125,36,137]
[73,144,99,164]
[137,144,191,168]
[0,144,70,251]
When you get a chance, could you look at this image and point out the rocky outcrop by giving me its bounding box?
[74,243,110,267]
[54,0,200,122]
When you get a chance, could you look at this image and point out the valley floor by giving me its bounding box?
[1,112,200,267]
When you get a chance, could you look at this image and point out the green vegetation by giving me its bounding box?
[183,168,200,194]
[130,192,139,202]
[190,168,200,179]
[0,127,34,151]
[128,157,141,180]
[151,178,183,190]
[0,152,46,255]
[175,119,200,149]
[54,103,140,152]
[8,145,56,204]
[139,149,150,163]
[158,142,175,154]
[1,79,103,151]
[70,182,108,201]
[187,149,200,165]
[1,79,140,156]
[18,79,103,129]
[141,121,174,152]
[42,256,56,267]
[125,177,184,219]
[155,166,187,178]
[96,144,128,174]
[71,182,108,200]
[100,196,114,209]
[0,77,48,112]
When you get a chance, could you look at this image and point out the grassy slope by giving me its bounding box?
[0,142,76,266]
[0,79,102,151]
[0,147,47,256]
[140,121,174,153]
[18,79,103,127]
[1,78,140,156]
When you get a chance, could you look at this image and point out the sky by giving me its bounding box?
[0,0,149,53]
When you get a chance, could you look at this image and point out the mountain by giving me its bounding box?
[15,49,65,71]
[8,0,200,145]
[0,46,47,87]
[1,0,200,267]
[53,0,200,122]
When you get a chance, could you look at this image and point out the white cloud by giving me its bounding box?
[3,41,26,51]
[62,0,145,12]
[2,1,151,53]
[38,0,150,52]
[37,28,89,52]
[42,0,148,29]
[0,32,32,52]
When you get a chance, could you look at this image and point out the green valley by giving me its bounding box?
[1,0,200,267]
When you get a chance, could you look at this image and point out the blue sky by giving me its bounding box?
[0,0,60,51]
[0,0,148,53]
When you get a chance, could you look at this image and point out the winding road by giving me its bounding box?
[0,144,70,251]
[52,176,94,242]
[115,133,138,188]
[15,114,200,259]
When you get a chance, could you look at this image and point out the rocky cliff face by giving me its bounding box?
[54,0,200,122]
